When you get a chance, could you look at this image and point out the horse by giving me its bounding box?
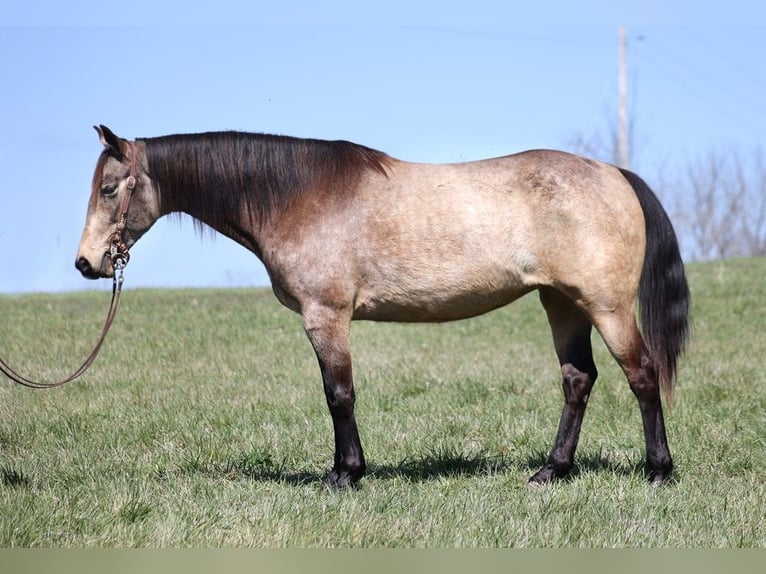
[76,125,690,487]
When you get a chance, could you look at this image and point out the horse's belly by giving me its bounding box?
[351,270,533,322]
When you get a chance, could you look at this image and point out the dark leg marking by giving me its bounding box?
[530,288,598,485]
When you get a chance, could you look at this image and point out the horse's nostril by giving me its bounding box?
[75,257,97,278]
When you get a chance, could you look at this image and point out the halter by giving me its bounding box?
[108,141,138,269]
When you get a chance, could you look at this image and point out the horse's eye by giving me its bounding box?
[101,185,118,198]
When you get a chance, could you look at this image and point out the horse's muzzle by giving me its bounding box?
[75,256,103,280]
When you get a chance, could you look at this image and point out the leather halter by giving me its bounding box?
[108,141,138,269]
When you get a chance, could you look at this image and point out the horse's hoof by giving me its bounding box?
[324,468,362,489]
[528,464,570,486]
[647,470,673,486]
[527,466,556,486]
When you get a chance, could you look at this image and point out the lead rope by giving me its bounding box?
[0,266,125,388]
[0,142,136,389]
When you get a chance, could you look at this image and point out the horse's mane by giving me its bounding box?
[141,131,390,231]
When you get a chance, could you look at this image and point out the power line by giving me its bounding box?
[633,34,765,136]
[679,27,766,95]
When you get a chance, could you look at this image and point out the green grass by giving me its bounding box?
[1,258,765,547]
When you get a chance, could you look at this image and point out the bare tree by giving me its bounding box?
[672,149,766,261]
[566,103,766,262]
[565,107,639,169]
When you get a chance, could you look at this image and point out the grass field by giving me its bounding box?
[1,257,765,547]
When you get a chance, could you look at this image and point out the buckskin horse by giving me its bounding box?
[75,126,690,487]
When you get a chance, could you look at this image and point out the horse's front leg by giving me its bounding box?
[303,305,366,488]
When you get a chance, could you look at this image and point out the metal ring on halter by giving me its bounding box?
[112,251,130,270]
[109,236,130,269]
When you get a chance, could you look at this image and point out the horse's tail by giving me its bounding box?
[620,168,691,408]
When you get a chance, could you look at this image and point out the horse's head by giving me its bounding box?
[75,126,160,279]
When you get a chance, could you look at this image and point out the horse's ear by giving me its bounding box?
[94,125,126,157]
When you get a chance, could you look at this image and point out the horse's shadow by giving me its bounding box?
[1,450,651,491]
[203,448,648,486]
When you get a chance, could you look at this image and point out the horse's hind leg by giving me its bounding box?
[529,287,599,484]
[302,304,366,488]
[592,309,673,483]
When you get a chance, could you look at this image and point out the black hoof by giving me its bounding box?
[647,469,673,486]
[324,467,363,489]
[528,464,570,486]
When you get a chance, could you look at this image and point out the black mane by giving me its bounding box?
[141,131,390,230]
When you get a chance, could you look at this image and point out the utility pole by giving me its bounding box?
[618,25,629,170]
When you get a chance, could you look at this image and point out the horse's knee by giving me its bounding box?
[316,352,355,413]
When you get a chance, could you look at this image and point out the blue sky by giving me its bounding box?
[2,2,765,293]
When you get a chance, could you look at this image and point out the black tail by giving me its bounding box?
[620,168,691,407]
